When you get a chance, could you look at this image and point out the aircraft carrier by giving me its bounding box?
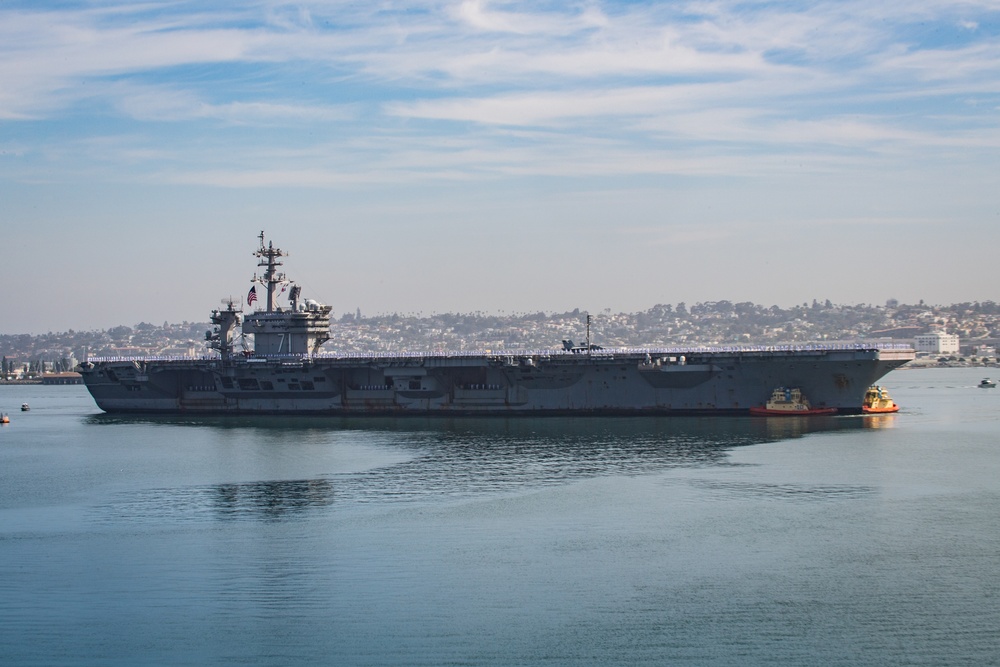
[78,234,915,415]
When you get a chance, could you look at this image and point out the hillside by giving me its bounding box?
[3,300,999,368]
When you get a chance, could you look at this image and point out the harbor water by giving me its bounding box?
[2,367,999,666]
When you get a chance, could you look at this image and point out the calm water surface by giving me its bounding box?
[1,368,999,666]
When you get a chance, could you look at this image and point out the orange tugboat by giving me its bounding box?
[862,385,899,413]
[749,387,837,416]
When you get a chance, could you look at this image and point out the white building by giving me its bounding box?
[914,332,960,354]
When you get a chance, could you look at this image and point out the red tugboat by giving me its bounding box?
[749,387,837,416]
[861,385,899,413]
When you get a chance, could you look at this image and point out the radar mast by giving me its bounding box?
[253,230,286,313]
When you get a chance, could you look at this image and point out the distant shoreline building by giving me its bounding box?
[41,372,83,385]
[914,332,960,355]
[974,345,996,358]
[867,326,924,339]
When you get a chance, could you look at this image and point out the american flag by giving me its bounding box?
[247,285,257,306]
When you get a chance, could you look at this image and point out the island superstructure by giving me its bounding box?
[78,234,915,415]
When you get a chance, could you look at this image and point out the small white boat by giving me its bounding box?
[979,378,996,388]
[20,403,29,411]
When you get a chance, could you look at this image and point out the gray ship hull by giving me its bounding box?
[79,346,914,415]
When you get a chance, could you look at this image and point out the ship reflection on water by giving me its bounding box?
[757,412,896,438]
[212,478,336,520]
[861,413,898,429]
[92,414,875,523]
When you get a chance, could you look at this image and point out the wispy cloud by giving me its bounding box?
[2,0,999,181]
[111,83,357,124]
[4,1,1000,331]
[452,0,608,35]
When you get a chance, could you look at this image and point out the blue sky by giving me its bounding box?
[2,0,999,333]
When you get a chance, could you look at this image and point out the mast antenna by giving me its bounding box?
[253,231,287,312]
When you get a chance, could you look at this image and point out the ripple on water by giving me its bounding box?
[688,479,877,501]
